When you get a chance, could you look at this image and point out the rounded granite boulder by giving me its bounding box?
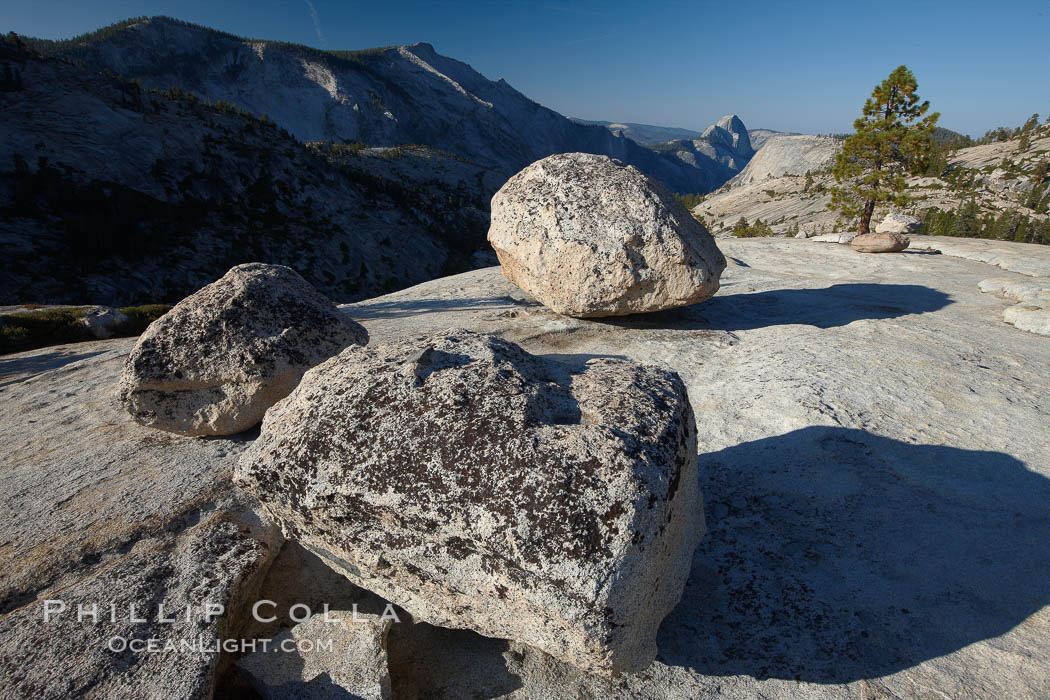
[118,263,367,436]
[236,329,703,675]
[487,153,726,317]
[851,232,911,253]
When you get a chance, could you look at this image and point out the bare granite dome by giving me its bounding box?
[4,236,1050,697]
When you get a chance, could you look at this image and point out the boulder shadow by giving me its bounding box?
[386,621,524,699]
[219,541,524,699]
[345,295,538,321]
[657,426,1050,682]
[596,283,952,332]
[0,349,108,387]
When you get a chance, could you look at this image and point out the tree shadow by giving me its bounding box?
[596,283,952,332]
[657,426,1050,682]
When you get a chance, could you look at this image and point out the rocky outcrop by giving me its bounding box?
[237,612,393,700]
[488,153,726,317]
[748,128,796,151]
[7,234,1050,696]
[978,277,1050,336]
[0,339,281,698]
[236,330,703,675]
[851,232,910,253]
[977,169,1035,196]
[811,231,858,244]
[79,306,128,339]
[0,48,478,307]
[699,128,1049,239]
[119,263,367,436]
[875,213,922,234]
[647,115,757,186]
[33,18,747,197]
[727,135,840,187]
[702,115,755,166]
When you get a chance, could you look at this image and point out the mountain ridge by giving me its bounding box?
[22,16,752,194]
[0,37,507,305]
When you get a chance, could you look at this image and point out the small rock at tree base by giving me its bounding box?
[811,231,859,244]
[119,263,367,436]
[80,306,128,339]
[875,213,922,235]
[487,152,726,317]
[237,612,392,700]
[851,232,911,253]
[235,330,704,675]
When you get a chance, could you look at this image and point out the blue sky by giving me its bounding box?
[4,0,1049,136]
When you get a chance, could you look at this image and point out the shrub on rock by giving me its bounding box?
[487,153,726,317]
[235,330,704,675]
[119,263,367,436]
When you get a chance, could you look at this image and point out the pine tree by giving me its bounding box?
[951,201,981,237]
[829,66,939,234]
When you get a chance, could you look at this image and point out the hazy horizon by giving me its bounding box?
[5,0,1049,138]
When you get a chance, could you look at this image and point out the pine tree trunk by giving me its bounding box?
[858,199,876,235]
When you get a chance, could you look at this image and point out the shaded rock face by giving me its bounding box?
[706,114,754,161]
[119,263,367,436]
[851,232,910,253]
[235,330,703,675]
[488,153,726,317]
[237,612,393,700]
[875,213,922,235]
[661,114,755,175]
[44,18,745,197]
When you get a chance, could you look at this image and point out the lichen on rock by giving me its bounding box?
[488,153,726,317]
[118,263,368,436]
[235,329,703,674]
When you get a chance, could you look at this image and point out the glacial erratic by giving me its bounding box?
[487,153,726,317]
[235,329,704,674]
[118,263,367,436]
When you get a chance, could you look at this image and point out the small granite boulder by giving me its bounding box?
[237,612,392,700]
[811,231,858,244]
[875,213,922,235]
[236,330,704,675]
[80,306,128,339]
[119,263,367,436]
[487,153,726,317]
[851,232,911,253]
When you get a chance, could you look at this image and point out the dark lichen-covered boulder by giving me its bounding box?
[235,330,703,675]
[119,263,367,436]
